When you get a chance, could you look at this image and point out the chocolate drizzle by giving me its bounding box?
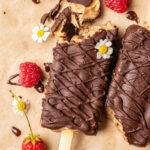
[7,74,20,86]
[67,0,93,7]
[11,126,21,136]
[126,11,138,23]
[106,25,150,146]
[32,0,40,4]
[41,27,118,135]
[7,74,44,93]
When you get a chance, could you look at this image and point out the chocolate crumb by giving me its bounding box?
[143,21,147,25]
[11,126,21,137]
[44,63,51,72]
[126,11,138,23]
[32,0,40,4]
[34,81,44,93]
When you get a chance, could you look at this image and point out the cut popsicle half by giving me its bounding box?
[41,22,118,150]
[106,25,150,147]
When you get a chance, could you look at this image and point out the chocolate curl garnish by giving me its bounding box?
[40,0,62,24]
[7,74,21,86]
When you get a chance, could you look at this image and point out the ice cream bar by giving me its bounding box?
[106,25,150,146]
[41,22,118,135]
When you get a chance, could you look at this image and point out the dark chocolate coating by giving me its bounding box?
[41,28,118,135]
[67,0,93,7]
[106,25,150,146]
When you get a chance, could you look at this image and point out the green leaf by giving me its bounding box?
[25,139,31,144]
[24,137,29,140]
[35,137,41,142]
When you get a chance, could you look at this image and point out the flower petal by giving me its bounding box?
[32,26,39,33]
[102,54,110,59]
[38,37,43,43]
[107,47,113,55]
[44,27,49,32]
[13,107,18,113]
[42,32,50,41]
[97,52,102,59]
[40,24,44,30]
[95,43,101,49]
[105,41,112,47]
[13,99,18,106]
[24,99,29,105]
[32,34,38,41]
[100,40,105,45]
[17,111,24,116]
[103,39,108,44]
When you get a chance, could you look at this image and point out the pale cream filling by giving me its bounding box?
[106,107,129,142]
[58,22,116,43]
[69,0,101,27]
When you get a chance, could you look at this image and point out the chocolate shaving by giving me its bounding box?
[41,0,62,24]
[67,0,93,7]
[51,7,78,41]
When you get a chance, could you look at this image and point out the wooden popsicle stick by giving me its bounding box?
[58,129,74,150]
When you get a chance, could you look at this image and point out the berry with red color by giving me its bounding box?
[104,0,128,13]
[18,62,41,88]
[22,139,45,150]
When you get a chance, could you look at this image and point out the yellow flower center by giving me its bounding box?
[37,30,44,37]
[99,44,108,54]
[17,101,26,111]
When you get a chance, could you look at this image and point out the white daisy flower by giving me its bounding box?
[32,24,50,43]
[95,39,113,59]
[13,96,30,116]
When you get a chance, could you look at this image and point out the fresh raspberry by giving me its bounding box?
[22,139,45,150]
[18,62,41,88]
[104,0,128,13]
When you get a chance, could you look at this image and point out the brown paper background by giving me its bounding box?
[0,0,150,149]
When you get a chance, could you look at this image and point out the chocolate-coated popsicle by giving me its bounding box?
[41,22,118,135]
[106,25,150,147]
